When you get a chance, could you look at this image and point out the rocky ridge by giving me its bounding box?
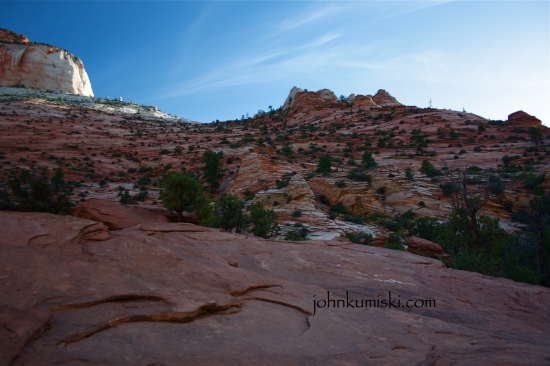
[0,87,196,124]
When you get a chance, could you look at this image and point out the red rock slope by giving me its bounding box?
[0,207,548,365]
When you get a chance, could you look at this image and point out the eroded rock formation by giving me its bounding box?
[372,89,402,106]
[283,86,402,111]
[0,30,93,96]
[508,110,542,127]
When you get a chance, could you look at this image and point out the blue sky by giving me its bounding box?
[1,1,548,124]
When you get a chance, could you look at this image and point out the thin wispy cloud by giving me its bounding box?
[156,32,342,99]
[371,0,454,23]
[279,4,344,30]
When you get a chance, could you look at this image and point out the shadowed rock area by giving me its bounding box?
[1,210,548,365]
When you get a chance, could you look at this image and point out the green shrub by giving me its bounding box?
[385,232,404,250]
[316,155,332,175]
[347,169,371,183]
[329,203,350,215]
[361,151,377,169]
[488,175,505,195]
[335,179,346,188]
[409,216,443,242]
[243,189,255,201]
[202,149,223,191]
[285,229,308,241]
[4,177,71,214]
[342,232,373,245]
[201,194,246,232]
[160,172,205,222]
[405,167,414,180]
[138,176,151,186]
[248,200,278,238]
[419,160,442,177]
[523,174,545,189]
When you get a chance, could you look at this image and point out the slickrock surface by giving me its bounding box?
[1,210,549,365]
[0,31,93,96]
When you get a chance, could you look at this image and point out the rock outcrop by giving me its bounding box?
[0,30,93,96]
[351,94,377,108]
[289,91,328,113]
[73,199,169,230]
[1,210,549,364]
[507,110,542,127]
[317,88,339,103]
[0,29,29,44]
[282,86,304,109]
[372,89,402,106]
[405,236,450,259]
[283,86,401,110]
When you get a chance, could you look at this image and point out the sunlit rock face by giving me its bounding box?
[372,89,402,106]
[507,110,542,127]
[282,86,304,109]
[0,30,93,96]
[0,29,29,43]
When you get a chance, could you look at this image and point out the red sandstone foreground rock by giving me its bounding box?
[0,210,549,365]
[73,198,169,230]
[405,236,450,259]
[0,30,93,96]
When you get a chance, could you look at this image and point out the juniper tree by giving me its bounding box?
[202,149,223,191]
[316,155,332,175]
[528,126,543,147]
[361,151,377,170]
[160,172,204,222]
[248,200,279,238]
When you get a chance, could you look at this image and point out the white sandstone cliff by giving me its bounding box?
[0,30,93,96]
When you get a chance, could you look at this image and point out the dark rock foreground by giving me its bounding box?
[0,208,549,365]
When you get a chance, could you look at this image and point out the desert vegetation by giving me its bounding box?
[0,86,548,287]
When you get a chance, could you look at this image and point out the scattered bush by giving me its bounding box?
[335,179,346,188]
[405,167,414,180]
[285,229,308,241]
[419,160,442,177]
[3,177,71,214]
[342,232,373,245]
